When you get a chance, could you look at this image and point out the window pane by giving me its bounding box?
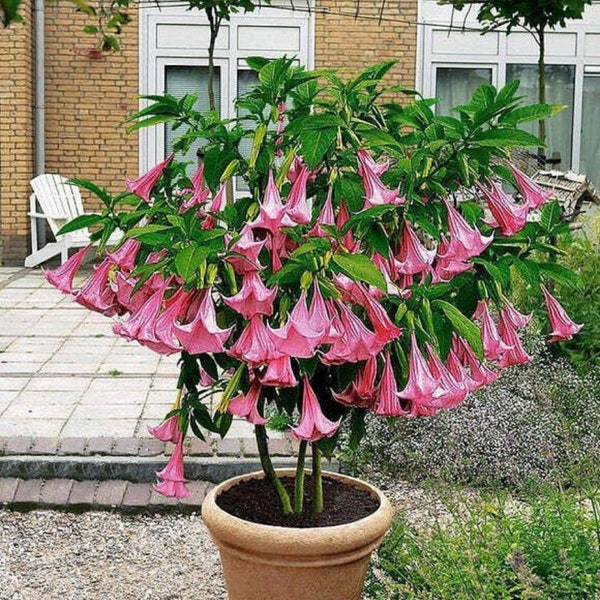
[237,70,261,192]
[506,64,574,169]
[435,67,492,116]
[165,66,221,169]
[581,75,600,188]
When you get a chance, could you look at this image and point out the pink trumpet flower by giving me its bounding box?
[426,345,468,408]
[480,181,528,236]
[334,356,378,408]
[285,162,311,224]
[228,381,268,425]
[357,149,404,209]
[450,334,498,390]
[154,437,190,498]
[308,188,335,238]
[322,302,380,364]
[223,272,277,319]
[374,352,406,416]
[180,164,211,213]
[260,355,298,388]
[228,315,283,366]
[502,297,532,329]
[250,170,295,235]
[74,259,120,316]
[336,200,360,253]
[510,165,553,210]
[227,226,266,274]
[475,300,511,362]
[398,333,446,416]
[361,291,402,345]
[126,153,174,202]
[147,414,182,444]
[291,377,341,442]
[440,198,493,261]
[145,287,191,355]
[308,281,338,345]
[497,312,532,368]
[541,284,583,342]
[174,289,232,354]
[106,239,141,272]
[270,292,324,358]
[201,184,227,230]
[394,220,436,276]
[43,244,91,294]
[112,271,157,314]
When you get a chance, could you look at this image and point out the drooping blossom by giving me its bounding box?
[223,272,277,319]
[228,315,283,366]
[497,311,532,368]
[475,300,511,362]
[291,376,341,442]
[112,271,159,314]
[308,189,335,238]
[432,248,474,282]
[43,244,91,294]
[74,259,121,316]
[321,302,380,364]
[393,220,436,276]
[145,287,192,355]
[180,164,211,214]
[260,356,298,388]
[333,273,368,305]
[501,297,532,329]
[154,437,190,498]
[374,352,406,416]
[360,291,402,346]
[227,226,266,274]
[450,334,498,390]
[174,288,232,354]
[445,348,478,393]
[201,184,227,230]
[308,280,339,345]
[249,170,294,235]
[510,165,553,210]
[480,181,528,236]
[284,162,311,224]
[148,414,182,444]
[426,345,468,408]
[228,381,268,425]
[105,239,141,272]
[270,292,325,358]
[334,356,378,407]
[126,153,174,203]
[336,200,360,252]
[357,149,404,209]
[540,284,583,342]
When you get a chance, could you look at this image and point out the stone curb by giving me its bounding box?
[0,477,213,512]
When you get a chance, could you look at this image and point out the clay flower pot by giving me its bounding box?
[201,469,394,600]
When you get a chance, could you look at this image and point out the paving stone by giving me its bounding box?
[137,439,165,457]
[122,482,152,507]
[40,479,74,506]
[29,437,60,455]
[86,437,114,455]
[111,438,140,456]
[215,438,242,457]
[13,479,44,505]
[270,437,294,456]
[58,437,88,455]
[94,480,127,508]
[4,437,32,455]
[189,438,213,457]
[68,481,98,506]
[179,481,212,506]
[0,478,20,504]
[149,487,179,507]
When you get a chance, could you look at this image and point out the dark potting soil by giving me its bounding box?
[215,475,380,528]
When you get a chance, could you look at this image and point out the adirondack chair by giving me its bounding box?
[24,174,120,267]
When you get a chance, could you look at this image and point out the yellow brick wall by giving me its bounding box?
[315,0,417,97]
[0,0,34,264]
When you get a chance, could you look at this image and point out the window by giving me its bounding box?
[506,64,575,169]
[581,73,600,188]
[165,65,222,170]
[435,67,493,116]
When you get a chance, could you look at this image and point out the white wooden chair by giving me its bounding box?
[24,174,119,267]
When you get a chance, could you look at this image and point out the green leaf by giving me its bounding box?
[56,213,102,236]
[540,200,562,233]
[285,114,344,134]
[123,224,173,240]
[298,127,337,169]
[539,262,582,290]
[432,299,484,358]
[473,128,543,148]
[174,246,210,281]
[331,253,387,291]
[513,259,540,288]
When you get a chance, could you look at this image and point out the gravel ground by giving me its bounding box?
[0,478,442,600]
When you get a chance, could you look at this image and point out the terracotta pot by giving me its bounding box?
[201,469,394,600]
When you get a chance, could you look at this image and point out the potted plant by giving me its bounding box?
[44,58,582,600]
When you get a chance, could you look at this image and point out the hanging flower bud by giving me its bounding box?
[126,153,174,203]
[374,352,406,416]
[475,300,511,362]
[285,161,311,225]
[154,437,190,498]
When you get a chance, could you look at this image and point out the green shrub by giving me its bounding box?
[355,335,600,490]
[365,490,600,600]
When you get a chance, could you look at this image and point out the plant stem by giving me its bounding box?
[295,440,307,513]
[255,423,293,515]
[312,443,323,514]
[537,24,547,156]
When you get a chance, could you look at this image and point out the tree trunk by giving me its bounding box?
[206,7,218,113]
[537,25,546,159]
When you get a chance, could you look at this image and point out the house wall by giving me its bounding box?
[0,0,35,264]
